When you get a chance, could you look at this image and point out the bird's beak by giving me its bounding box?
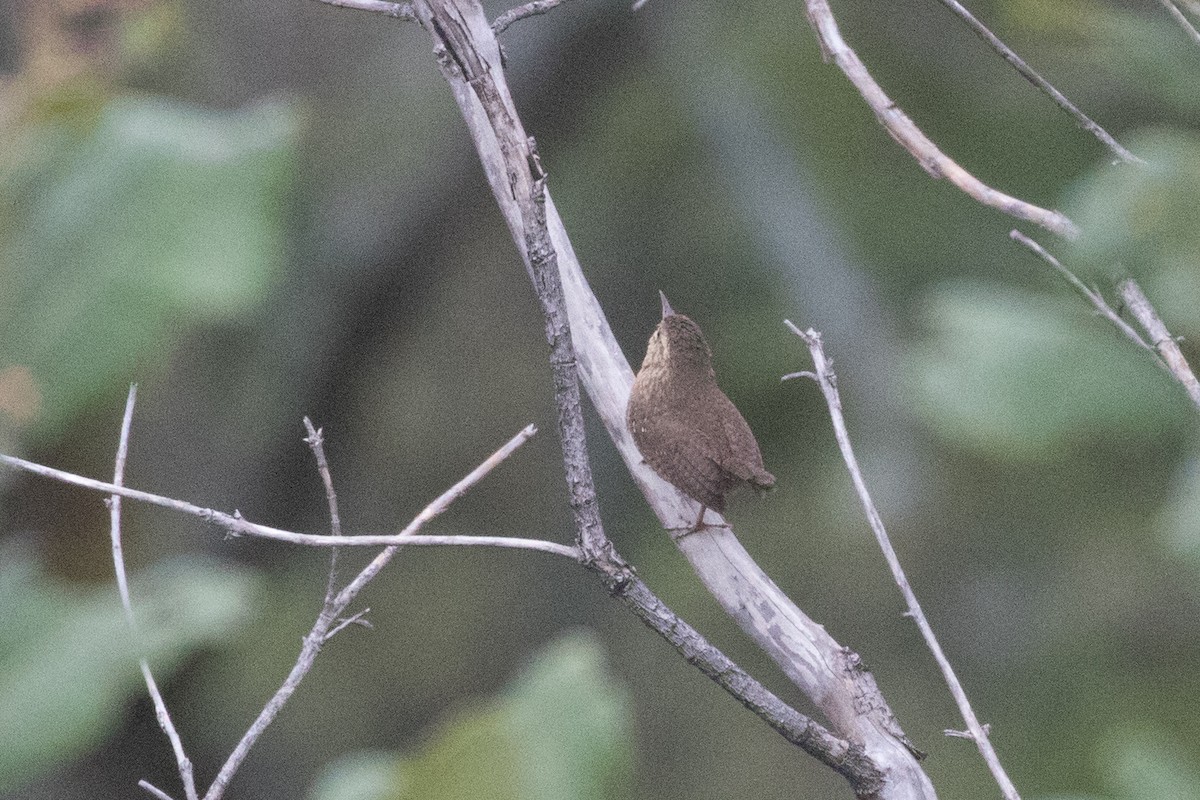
[659,290,674,319]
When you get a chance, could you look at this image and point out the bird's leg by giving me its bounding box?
[670,506,720,540]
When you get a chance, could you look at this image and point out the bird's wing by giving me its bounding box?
[631,413,730,511]
[710,394,773,488]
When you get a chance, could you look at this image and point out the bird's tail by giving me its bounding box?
[750,469,776,494]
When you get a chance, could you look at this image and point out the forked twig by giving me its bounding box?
[1009,230,1158,358]
[0,428,577,559]
[4,415,544,800]
[201,421,541,800]
[785,323,1022,800]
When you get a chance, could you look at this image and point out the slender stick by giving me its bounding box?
[1009,230,1158,357]
[303,418,344,603]
[138,781,178,800]
[934,0,1140,163]
[312,0,416,19]
[1160,0,1200,44]
[803,0,1079,239]
[1,430,577,558]
[785,323,1022,800]
[105,386,200,800]
[1117,280,1200,411]
[491,0,571,34]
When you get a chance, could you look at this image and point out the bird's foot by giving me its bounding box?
[666,508,730,540]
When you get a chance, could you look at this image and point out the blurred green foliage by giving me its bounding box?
[0,546,259,792]
[309,631,632,800]
[1101,726,1200,800]
[0,94,298,446]
[1065,130,1200,336]
[909,282,1191,459]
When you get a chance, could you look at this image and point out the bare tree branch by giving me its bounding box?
[491,0,572,35]
[1009,230,1158,358]
[138,780,178,800]
[106,386,199,800]
[803,0,1080,239]
[934,0,1140,164]
[311,0,416,20]
[1160,0,1200,45]
[201,421,539,800]
[303,417,344,604]
[2,420,545,799]
[1,429,580,558]
[410,0,931,795]
[1118,279,1200,411]
[784,324,1021,800]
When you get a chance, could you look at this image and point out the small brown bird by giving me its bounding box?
[627,292,775,531]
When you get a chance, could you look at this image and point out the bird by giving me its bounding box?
[627,292,775,531]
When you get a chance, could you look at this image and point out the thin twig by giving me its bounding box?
[201,424,538,800]
[106,386,200,800]
[491,0,570,34]
[803,0,1079,239]
[785,323,1021,800]
[1009,230,1159,358]
[1,429,577,558]
[326,607,373,640]
[138,781,178,800]
[1160,0,1200,44]
[303,418,343,604]
[935,0,1140,164]
[1117,280,1200,411]
[312,0,417,20]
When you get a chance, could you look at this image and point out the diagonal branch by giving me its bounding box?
[1159,0,1200,45]
[1117,279,1200,411]
[1,420,543,800]
[784,323,1021,800]
[1009,230,1158,358]
[410,0,930,795]
[201,422,537,800]
[803,0,1080,239]
[934,0,1140,164]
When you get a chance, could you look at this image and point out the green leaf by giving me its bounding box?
[0,548,259,792]
[310,631,634,800]
[908,282,1189,459]
[1064,130,1200,335]
[0,95,299,443]
[1102,726,1200,800]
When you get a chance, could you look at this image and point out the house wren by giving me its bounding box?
[627,292,775,530]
